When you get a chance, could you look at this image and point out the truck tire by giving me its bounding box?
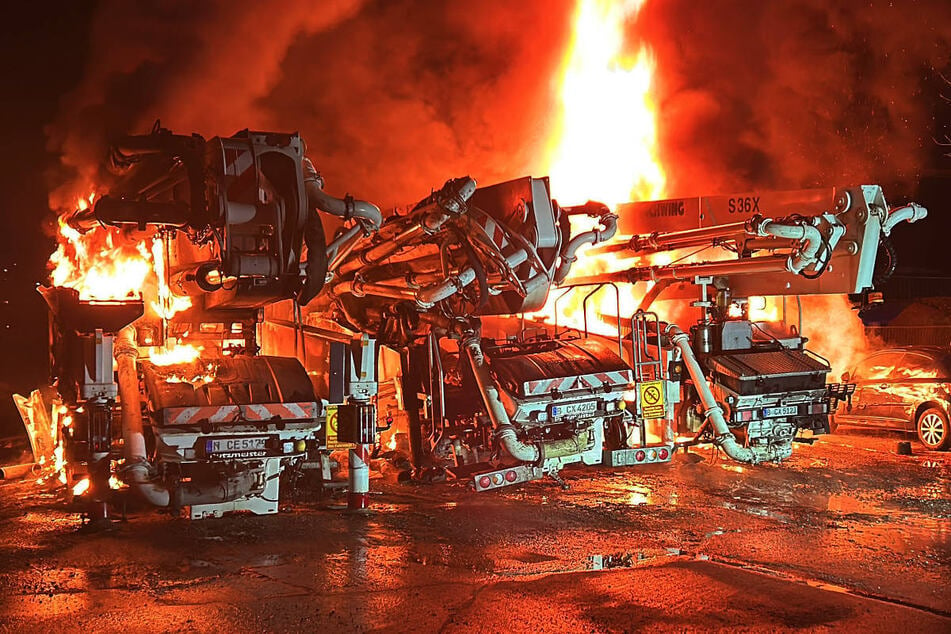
[916,407,950,451]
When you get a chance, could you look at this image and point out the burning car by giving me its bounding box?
[832,346,951,450]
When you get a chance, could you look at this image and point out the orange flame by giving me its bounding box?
[48,195,191,319]
[49,196,152,301]
[149,343,204,366]
[547,0,665,208]
[537,0,667,334]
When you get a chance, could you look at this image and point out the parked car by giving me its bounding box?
[832,346,951,450]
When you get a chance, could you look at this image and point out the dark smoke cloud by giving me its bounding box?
[47,0,947,211]
[640,0,951,198]
[46,0,365,209]
[263,0,574,207]
[46,0,574,211]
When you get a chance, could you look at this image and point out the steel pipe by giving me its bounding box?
[463,338,540,463]
[554,209,618,284]
[665,324,759,464]
[630,222,748,253]
[302,157,382,230]
[334,280,419,302]
[751,218,826,274]
[326,225,366,272]
[337,223,432,276]
[463,337,595,465]
[882,203,927,236]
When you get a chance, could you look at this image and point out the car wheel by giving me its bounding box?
[916,407,951,451]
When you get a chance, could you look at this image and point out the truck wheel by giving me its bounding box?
[916,407,950,451]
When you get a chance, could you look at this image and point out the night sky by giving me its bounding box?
[1,1,950,436]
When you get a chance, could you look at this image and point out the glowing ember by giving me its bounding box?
[547,0,665,208]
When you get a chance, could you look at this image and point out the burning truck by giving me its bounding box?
[26,124,925,522]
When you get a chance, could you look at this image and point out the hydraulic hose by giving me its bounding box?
[664,324,760,464]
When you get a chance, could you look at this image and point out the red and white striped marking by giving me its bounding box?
[523,370,633,396]
[160,401,318,426]
[348,445,370,510]
[223,147,254,176]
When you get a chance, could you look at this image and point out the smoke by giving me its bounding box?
[639,0,951,198]
[47,0,947,210]
[262,0,574,207]
[46,0,574,211]
[798,295,883,377]
[45,0,365,210]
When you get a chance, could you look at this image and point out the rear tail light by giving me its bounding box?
[658,448,670,460]
[504,470,518,482]
[479,476,491,488]
[635,450,646,462]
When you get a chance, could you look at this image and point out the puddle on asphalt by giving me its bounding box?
[721,501,790,522]
[626,485,652,506]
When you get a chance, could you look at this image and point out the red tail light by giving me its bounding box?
[479,476,491,488]
[658,448,670,460]
[505,470,518,482]
[635,450,646,462]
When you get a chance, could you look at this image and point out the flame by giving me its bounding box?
[748,296,779,322]
[53,443,66,485]
[49,195,152,300]
[149,343,203,366]
[72,478,90,496]
[150,238,192,319]
[547,0,665,208]
[48,196,191,319]
[535,0,667,335]
[727,296,780,322]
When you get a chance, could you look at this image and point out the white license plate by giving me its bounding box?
[206,436,269,456]
[551,400,598,419]
[762,406,798,418]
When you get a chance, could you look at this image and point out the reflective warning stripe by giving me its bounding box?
[523,369,633,396]
[224,147,254,176]
[160,401,318,426]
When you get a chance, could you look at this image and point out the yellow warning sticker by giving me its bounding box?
[324,404,354,450]
[638,380,666,420]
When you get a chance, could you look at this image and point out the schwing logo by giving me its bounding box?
[646,200,685,217]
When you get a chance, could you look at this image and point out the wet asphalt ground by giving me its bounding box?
[0,428,948,632]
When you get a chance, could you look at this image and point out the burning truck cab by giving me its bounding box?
[31,124,926,522]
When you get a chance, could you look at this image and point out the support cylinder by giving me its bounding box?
[348,445,371,510]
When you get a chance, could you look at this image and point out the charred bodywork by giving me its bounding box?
[35,123,927,521]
